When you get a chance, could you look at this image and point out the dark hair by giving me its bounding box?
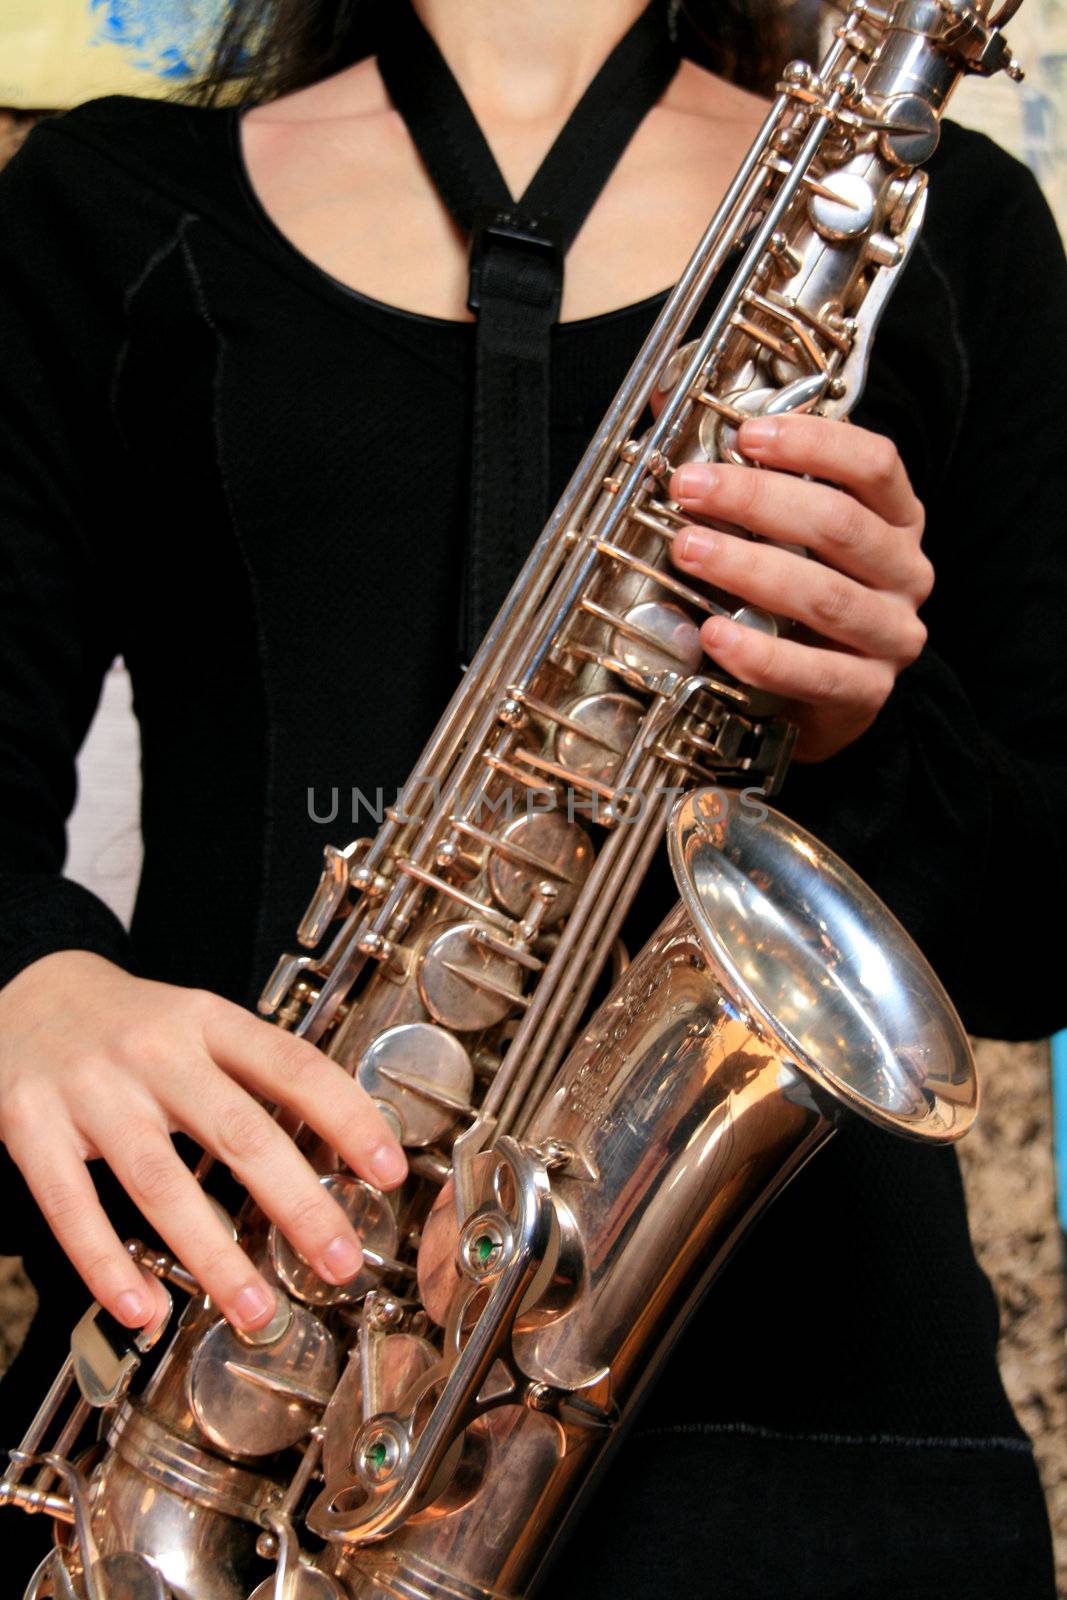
[189,0,822,108]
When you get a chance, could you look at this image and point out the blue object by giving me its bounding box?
[88,0,225,81]
[1052,1031,1067,1234]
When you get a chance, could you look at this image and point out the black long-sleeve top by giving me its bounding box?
[1,92,1066,1537]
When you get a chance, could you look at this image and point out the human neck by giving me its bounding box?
[411,0,651,127]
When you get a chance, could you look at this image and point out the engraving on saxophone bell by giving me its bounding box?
[563,955,682,1129]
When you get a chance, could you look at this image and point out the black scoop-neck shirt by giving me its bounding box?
[0,92,1064,1592]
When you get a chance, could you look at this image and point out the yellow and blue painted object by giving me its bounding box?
[88,0,222,81]
[0,0,226,108]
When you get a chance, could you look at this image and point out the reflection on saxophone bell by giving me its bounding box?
[3,0,1025,1590]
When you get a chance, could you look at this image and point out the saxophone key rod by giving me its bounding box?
[492,756,674,1137]
[288,71,841,1048]
[512,787,679,1137]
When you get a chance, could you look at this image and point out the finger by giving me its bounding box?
[669,459,921,595]
[164,1069,369,1288]
[673,524,926,660]
[9,1123,170,1329]
[202,1002,408,1191]
[93,1113,280,1331]
[734,412,922,529]
[697,613,894,715]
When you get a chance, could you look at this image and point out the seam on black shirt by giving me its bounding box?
[178,218,277,999]
[915,234,970,474]
[37,111,475,389]
[110,213,198,450]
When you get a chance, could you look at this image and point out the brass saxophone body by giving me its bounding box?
[3,1,1023,1594]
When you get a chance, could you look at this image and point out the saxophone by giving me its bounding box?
[3,0,1023,1594]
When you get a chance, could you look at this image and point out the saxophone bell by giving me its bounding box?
[308,789,974,1598]
[667,787,976,1146]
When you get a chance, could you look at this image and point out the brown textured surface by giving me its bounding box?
[959,1038,1067,1593]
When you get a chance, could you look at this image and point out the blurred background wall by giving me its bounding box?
[0,0,1065,1587]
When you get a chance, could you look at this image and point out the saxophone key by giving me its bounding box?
[356,1022,475,1146]
[258,952,314,1018]
[295,841,365,949]
[807,168,877,240]
[418,922,526,1031]
[247,1570,342,1600]
[270,1172,401,1302]
[617,600,704,677]
[553,690,643,786]
[313,1330,436,1518]
[187,1302,340,1458]
[486,812,593,923]
[91,1553,171,1600]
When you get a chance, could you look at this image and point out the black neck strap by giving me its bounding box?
[377,1,679,663]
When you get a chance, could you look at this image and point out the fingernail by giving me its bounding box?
[369,1142,408,1188]
[322,1234,363,1283]
[234,1282,275,1328]
[703,616,737,648]
[738,417,778,451]
[675,528,716,565]
[672,462,716,500]
[117,1290,150,1326]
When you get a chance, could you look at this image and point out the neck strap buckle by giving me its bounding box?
[467,206,565,319]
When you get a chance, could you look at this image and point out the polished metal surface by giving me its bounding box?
[320,799,974,1596]
[670,791,978,1142]
[418,923,525,1031]
[247,1573,343,1600]
[94,1555,171,1600]
[5,0,1020,1591]
[187,1307,339,1456]
[271,1176,400,1302]
[87,1445,264,1600]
